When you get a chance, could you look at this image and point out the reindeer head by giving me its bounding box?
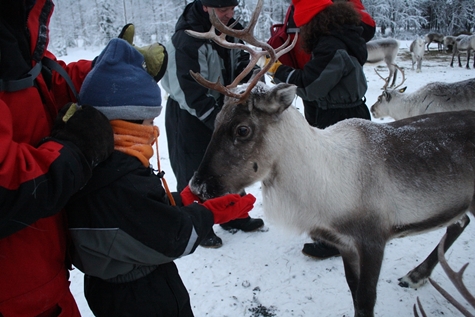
[371,65,407,119]
[190,82,296,200]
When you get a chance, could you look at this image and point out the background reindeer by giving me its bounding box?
[451,34,475,69]
[186,2,475,316]
[410,37,425,72]
[424,32,445,51]
[443,35,457,52]
[366,38,400,89]
[370,72,475,120]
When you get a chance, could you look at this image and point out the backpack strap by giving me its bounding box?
[285,5,300,34]
[0,56,79,102]
[0,61,42,92]
[42,56,79,101]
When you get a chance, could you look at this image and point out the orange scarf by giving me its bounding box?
[110,120,158,167]
[110,120,176,205]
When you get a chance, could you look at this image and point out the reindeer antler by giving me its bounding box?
[375,64,406,91]
[413,233,475,317]
[391,64,406,90]
[374,67,390,90]
[185,0,297,104]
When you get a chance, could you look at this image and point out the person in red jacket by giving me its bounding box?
[0,1,116,316]
[271,0,375,70]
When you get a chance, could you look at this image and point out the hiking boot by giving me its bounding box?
[302,240,340,259]
[220,216,264,232]
[199,228,223,248]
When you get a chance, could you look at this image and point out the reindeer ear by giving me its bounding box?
[266,83,297,114]
[399,87,407,93]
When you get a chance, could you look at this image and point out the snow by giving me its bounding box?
[62,41,475,317]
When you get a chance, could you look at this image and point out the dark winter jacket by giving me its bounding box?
[273,25,370,128]
[66,150,215,316]
[0,1,91,315]
[162,0,253,191]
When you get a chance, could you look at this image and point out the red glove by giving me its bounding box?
[203,194,256,224]
[180,185,201,206]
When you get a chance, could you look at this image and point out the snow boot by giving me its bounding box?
[199,228,223,248]
[220,216,264,232]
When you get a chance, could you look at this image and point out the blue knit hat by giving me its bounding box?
[79,38,162,120]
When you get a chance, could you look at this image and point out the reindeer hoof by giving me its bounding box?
[398,275,427,289]
[398,278,410,288]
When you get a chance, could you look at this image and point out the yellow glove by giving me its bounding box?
[118,24,168,82]
[264,57,282,76]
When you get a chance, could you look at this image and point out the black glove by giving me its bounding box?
[51,103,114,168]
[118,23,168,82]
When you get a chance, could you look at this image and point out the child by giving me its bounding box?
[66,38,256,317]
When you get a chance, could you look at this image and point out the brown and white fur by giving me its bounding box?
[424,32,445,51]
[366,38,400,88]
[190,82,474,317]
[450,34,475,69]
[371,78,475,120]
[409,37,425,72]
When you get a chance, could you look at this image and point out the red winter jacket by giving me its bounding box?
[0,1,92,316]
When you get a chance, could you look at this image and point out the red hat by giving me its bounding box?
[292,0,333,27]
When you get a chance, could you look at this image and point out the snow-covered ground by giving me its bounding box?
[62,40,475,317]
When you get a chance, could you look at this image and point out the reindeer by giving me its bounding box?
[410,37,425,72]
[443,35,457,53]
[424,32,445,51]
[451,34,475,69]
[186,1,475,316]
[370,71,475,120]
[366,38,400,89]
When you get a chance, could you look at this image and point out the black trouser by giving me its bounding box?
[165,97,212,192]
[85,263,193,317]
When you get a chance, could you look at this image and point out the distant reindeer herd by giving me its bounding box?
[421,32,475,70]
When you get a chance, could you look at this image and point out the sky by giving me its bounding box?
[62,40,475,317]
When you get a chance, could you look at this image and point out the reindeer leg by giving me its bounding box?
[341,251,359,305]
[398,214,470,289]
[354,243,385,317]
[341,239,385,317]
[466,48,471,69]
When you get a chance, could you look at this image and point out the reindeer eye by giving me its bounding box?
[236,126,250,137]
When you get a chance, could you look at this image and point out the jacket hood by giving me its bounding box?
[175,1,212,34]
[325,25,368,65]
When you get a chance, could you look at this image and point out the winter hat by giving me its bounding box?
[292,0,333,27]
[200,0,238,8]
[79,38,162,121]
